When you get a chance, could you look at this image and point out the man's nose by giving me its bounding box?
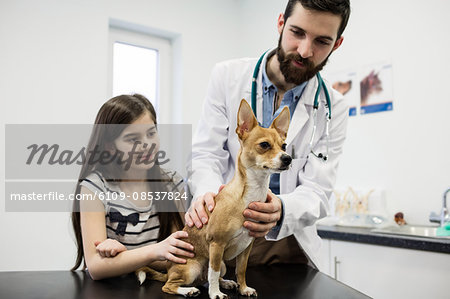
[297,39,313,59]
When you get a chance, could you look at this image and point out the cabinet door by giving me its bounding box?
[317,239,332,276]
[330,240,450,299]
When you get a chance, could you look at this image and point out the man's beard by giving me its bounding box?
[276,31,330,85]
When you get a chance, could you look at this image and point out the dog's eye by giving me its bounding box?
[281,143,287,151]
[259,142,271,149]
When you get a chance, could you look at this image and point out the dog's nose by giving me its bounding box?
[281,154,292,166]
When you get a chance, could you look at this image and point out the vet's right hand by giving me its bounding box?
[155,231,195,264]
[185,185,225,228]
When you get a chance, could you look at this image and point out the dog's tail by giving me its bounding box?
[136,267,168,284]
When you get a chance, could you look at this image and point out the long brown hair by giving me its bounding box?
[71,94,184,271]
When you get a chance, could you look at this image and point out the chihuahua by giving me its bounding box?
[136,99,291,298]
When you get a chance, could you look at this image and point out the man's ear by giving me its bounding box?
[236,99,258,139]
[277,13,285,35]
[332,36,344,52]
[270,106,290,139]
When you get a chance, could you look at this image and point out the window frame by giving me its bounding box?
[108,26,172,122]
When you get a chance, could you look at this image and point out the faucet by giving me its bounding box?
[429,188,450,226]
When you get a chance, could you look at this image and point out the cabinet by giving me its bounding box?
[318,239,450,299]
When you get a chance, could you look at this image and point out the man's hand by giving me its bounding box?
[243,191,282,238]
[185,185,226,228]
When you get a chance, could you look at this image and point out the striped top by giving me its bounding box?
[80,169,187,249]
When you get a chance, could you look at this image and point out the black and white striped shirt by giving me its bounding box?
[80,169,187,249]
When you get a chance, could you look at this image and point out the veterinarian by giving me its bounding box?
[187,0,351,269]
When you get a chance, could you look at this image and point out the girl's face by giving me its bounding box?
[113,111,160,173]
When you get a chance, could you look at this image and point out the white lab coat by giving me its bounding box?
[188,50,348,270]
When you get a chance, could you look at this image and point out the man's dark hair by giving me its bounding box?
[284,0,351,39]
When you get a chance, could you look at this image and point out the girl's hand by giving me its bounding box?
[94,239,127,258]
[154,231,194,264]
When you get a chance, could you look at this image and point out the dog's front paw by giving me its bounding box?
[219,278,238,290]
[239,286,257,297]
[209,290,228,299]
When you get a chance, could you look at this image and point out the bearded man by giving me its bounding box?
[187,0,351,270]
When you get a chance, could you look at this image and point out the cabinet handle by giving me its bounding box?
[334,256,341,280]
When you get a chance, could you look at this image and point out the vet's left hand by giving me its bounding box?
[243,191,282,238]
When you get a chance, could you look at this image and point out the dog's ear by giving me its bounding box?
[270,106,290,139]
[236,99,258,139]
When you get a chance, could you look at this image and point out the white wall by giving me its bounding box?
[1,0,450,271]
[239,0,450,225]
[0,0,242,271]
[325,0,450,225]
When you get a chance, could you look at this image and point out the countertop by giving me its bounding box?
[0,264,370,299]
[317,225,450,254]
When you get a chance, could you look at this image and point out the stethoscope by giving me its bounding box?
[251,51,332,161]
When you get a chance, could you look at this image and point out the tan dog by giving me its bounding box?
[136,99,291,298]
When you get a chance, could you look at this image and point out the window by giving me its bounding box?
[112,42,158,111]
[108,25,172,121]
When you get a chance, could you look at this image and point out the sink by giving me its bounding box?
[371,225,449,239]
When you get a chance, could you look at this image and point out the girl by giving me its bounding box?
[71,94,193,280]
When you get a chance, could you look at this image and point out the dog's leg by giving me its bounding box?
[236,240,257,297]
[135,266,167,284]
[208,242,228,299]
[219,277,239,290]
[162,259,204,297]
[219,261,238,290]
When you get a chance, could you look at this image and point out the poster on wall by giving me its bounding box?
[359,61,394,115]
[328,70,359,116]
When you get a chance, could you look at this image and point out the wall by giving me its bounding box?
[239,0,450,225]
[325,0,450,225]
[0,0,242,271]
[1,0,450,271]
